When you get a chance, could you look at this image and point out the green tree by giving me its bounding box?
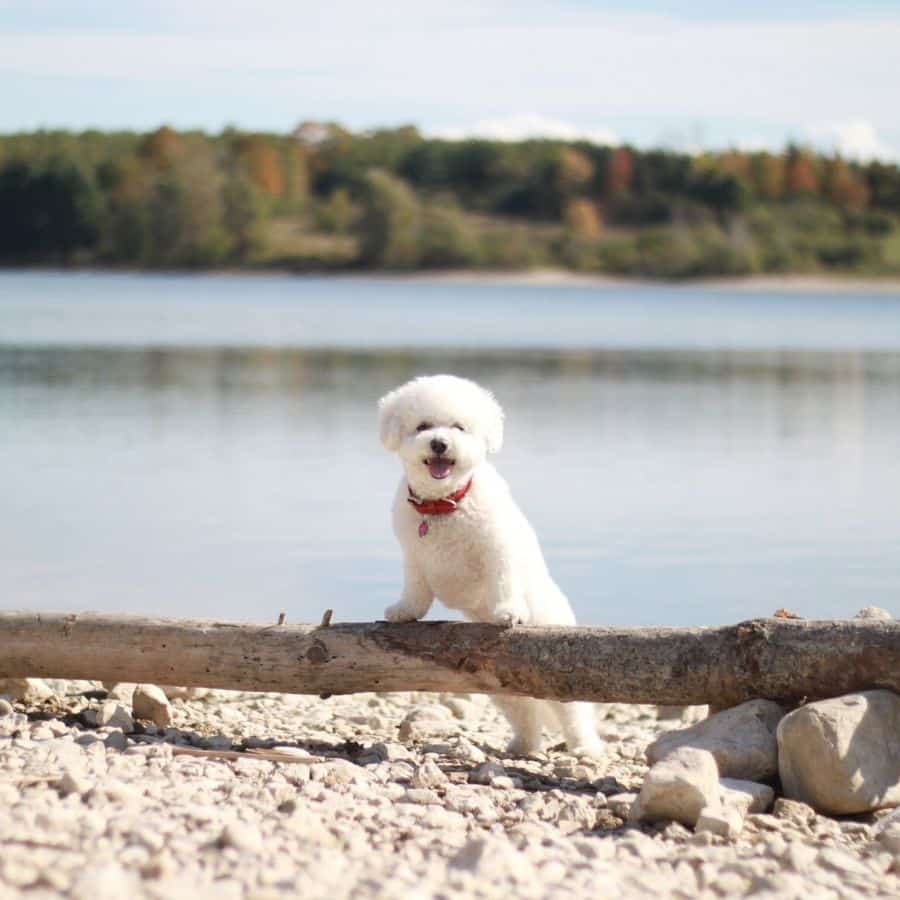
[223,171,262,259]
[358,169,421,268]
[0,158,101,260]
[316,187,354,233]
[419,198,479,267]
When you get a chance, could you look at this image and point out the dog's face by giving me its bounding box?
[378,375,504,497]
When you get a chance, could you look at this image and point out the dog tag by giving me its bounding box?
[418,520,429,538]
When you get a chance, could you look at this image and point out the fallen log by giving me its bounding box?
[0,612,897,708]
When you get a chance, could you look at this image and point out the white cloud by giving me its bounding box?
[806,120,898,162]
[431,113,618,146]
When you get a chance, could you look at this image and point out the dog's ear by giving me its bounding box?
[481,388,504,454]
[377,390,403,452]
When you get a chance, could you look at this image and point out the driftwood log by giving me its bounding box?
[1,612,898,708]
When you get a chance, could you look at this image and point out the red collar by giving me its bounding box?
[407,478,473,516]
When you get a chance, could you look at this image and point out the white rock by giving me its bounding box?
[695,779,774,838]
[95,701,134,732]
[404,788,440,805]
[469,761,506,785]
[411,759,446,789]
[647,699,785,781]
[450,835,534,880]
[310,758,368,785]
[159,685,210,700]
[878,825,900,855]
[397,704,455,742]
[777,690,900,814]
[635,747,721,827]
[772,797,818,826]
[720,778,775,815]
[70,862,138,900]
[656,705,709,723]
[440,695,476,719]
[444,736,486,764]
[370,741,412,762]
[856,606,894,620]
[219,821,263,852]
[57,768,93,797]
[607,792,639,818]
[696,804,745,838]
[0,677,54,702]
[132,684,172,727]
[490,775,522,790]
[0,698,14,716]
[106,683,136,703]
[782,842,818,873]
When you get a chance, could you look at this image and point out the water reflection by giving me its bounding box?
[2,344,898,626]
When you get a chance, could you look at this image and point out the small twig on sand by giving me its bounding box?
[167,744,324,765]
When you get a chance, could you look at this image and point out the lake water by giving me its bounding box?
[2,271,899,626]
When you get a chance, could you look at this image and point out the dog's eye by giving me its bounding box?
[415,422,432,433]
[452,423,465,431]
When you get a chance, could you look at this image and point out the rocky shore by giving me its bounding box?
[1,678,898,900]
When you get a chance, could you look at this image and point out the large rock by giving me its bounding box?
[647,699,785,782]
[634,747,720,827]
[132,684,172,727]
[777,690,900,815]
[0,678,54,702]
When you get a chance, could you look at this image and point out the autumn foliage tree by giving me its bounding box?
[605,147,634,196]
[234,135,285,200]
[823,157,869,213]
[786,147,819,197]
[563,198,603,240]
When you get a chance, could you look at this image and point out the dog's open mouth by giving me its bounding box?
[425,457,455,479]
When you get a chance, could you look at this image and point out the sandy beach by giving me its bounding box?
[1,683,897,899]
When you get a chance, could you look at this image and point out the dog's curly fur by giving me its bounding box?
[378,374,602,757]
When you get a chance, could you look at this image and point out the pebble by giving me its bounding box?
[95,701,134,732]
[0,681,896,900]
[411,759,447,789]
[220,821,264,853]
[469,761,506,785]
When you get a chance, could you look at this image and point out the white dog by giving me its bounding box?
[378,374,602,758]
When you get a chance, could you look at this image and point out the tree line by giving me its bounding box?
[1,122,899,277]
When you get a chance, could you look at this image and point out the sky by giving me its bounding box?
[1,0,899,160]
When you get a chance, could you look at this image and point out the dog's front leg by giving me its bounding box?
[384,557,433,623]
[489,565,529,627]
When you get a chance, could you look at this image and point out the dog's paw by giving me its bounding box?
[384,602,420,624]
[506,735,544,758]
[490,605,528,628]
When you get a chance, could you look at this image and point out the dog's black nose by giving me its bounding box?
[430,438,448,455]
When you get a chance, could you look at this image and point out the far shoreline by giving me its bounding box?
[3,264,900,294]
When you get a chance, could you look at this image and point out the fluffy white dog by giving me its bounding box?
[378,374,602,758]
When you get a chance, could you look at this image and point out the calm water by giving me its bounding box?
[2,271,899,626]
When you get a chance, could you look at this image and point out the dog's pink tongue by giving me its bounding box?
[428,459,453,479]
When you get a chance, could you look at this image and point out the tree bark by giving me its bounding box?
[0,612,897,708]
